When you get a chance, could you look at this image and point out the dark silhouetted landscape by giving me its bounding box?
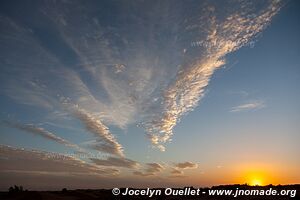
[1,184,299,200]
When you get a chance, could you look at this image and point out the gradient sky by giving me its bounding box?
[0,0,299,190]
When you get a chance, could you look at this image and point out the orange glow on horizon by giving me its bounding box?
[240,166,277,186]
[249,178,263,186]
[185,162,298,187]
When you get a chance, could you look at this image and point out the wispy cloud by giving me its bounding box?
[0,0,282,154]
[175,162,198,169]
[144,1,282,149]
[230,100,265,112]
[3,121,84,152]
[70,106,124,157]
[90,156,139,169]
[0,145,119,176]
[133,163,164,176]
[168,161,199,177]
[170,167,183,175]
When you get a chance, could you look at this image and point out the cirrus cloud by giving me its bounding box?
[175,162,198,169]
[133,163,164,177]
[2,120,84,153]
[0,145,118,176]
[0,0,282,154]
[90,156,139,169]
[230,100,265,112]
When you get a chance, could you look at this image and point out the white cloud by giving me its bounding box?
[0,0,282,154]
[167,162,198,177]
[230,100,265,112]
[71,106,124,157]
[144,1,282,149]
[175,162,198,169]
[133,163,164,176]
[170,167,183,175]
[0,145,119,176]
[3,121,84,153]
[90,156,139,169]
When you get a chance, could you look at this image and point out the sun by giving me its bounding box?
[237,165,270,186]
[247,174,265,186]
[238,164,279,186]
[250,179,263,186]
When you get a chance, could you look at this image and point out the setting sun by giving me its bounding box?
[237,165,274,186]
[250,179,263,186]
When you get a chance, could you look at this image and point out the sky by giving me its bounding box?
[0,0,299,190]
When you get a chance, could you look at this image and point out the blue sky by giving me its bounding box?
[0,0,299,189]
